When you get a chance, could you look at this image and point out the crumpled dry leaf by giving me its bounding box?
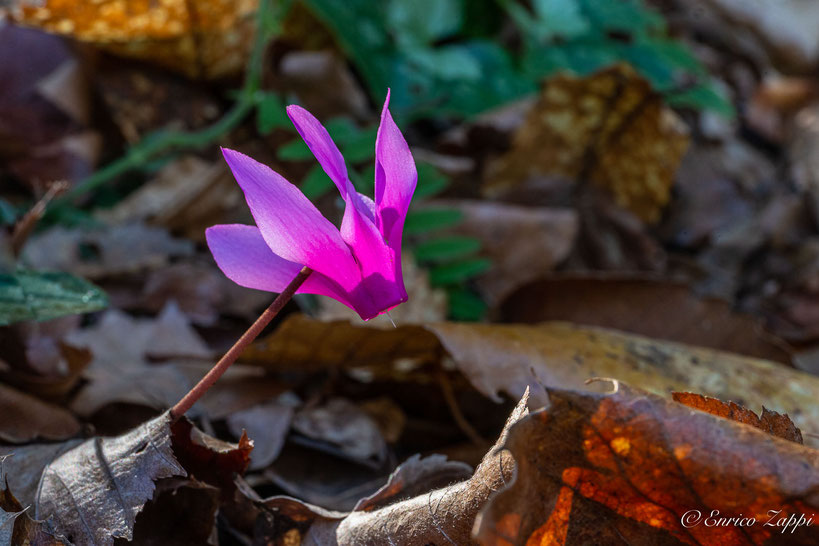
[254,391,528,545]
[499,274,792,364]
[0,413,185,546]
[66,303,210,416]
[22,224,194,280]
[439,200,578,306]
[245,315,819,447]
[484,64,689,223]
[170,417,252,500]
[672,391,803,444]
[0,382,80,443]
[6,0,259,79]
[475,382,819,545]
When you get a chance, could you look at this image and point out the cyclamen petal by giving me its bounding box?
[206,225,354,306]
[209,91,416,320]
[220,148,361,293]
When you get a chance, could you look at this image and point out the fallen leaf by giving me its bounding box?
[96,157,244,243]
[292,398,388,467]
[170,417,252,498]
[484,64,690,223]
[440,200,578,306]
[23,224,194,280]
[0,383,80,443]
[0,412,185,546]
[226,400,293,471]
[245,314,819,446]
[499,274,792,363]
[475,382,819,545]
[66,304,209,416]
[6,0,260,79]
[672,392,803,443]
[693,0,819,74]
[0,461,65,545]
[256,391,528,544]
[0,23,98,186]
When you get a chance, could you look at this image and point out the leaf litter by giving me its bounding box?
[4,1,819,544]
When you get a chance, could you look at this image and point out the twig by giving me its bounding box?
[11,181,69,256]
[169,266,312,422]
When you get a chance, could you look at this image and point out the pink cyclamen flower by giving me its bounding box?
[206,91,417,320]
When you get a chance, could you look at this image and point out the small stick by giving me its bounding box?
[11,181,69,256]
[170,266,312,422]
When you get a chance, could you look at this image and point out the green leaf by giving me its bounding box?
[415,163,449,199]
[340,126,378,163]
[387,0,463,45]
[414,236,481,263]
[300,165,334,200]
[666,83,735,118]
[446,286,487,321]
[277,138,314,161]
[404,208,463,235]
[256,92,289,135]
[531,0,590,41]
[0,270,108,325]
[429,257,491,285]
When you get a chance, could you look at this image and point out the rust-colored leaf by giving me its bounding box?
[672,392,803,444]
[484,64,689,223]
[476,382,819,545]
[7,0,258,79]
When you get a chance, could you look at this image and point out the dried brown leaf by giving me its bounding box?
[499,274,792,363]
[246,315,819,447]
[441,200,578,306]
[475,382,819,545]
[256,391,528,545]
[0,383,80,443]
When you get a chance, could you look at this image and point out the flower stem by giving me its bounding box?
[170,266,312,422]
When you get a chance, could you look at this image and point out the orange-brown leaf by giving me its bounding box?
[476,382,819,545]
[7,0,258,78]
[672,391,803,444]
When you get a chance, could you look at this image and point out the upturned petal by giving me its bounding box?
[220,148,360,293]
[374,90,417,280]
[205,224,353,306]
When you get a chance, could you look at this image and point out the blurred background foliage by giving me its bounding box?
[1,0,731,323]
